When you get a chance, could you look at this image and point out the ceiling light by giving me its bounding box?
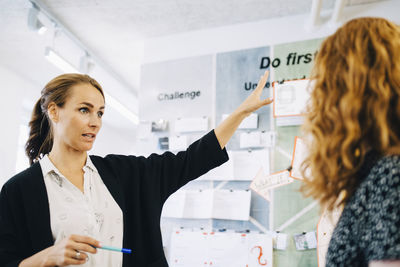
[44,47,139,124]
[44,47,79,73]
[27,4,47,35]
[104,92,139,125]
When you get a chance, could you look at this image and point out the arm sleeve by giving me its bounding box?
[0,184,24,267]
[107,129,229,203]
[365,160,400,262]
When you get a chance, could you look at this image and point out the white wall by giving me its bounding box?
[0,65,35,185]
[143,0,400,64]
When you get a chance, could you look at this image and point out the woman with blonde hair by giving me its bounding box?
[0,71,272,267]
[302,17,400,266]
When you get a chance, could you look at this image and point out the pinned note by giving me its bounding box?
[240,131,262,148]
[212,190,251,221]
[250,169,294,201]
[275,232,288,250]
[233,149,269,181]
[162,189,252,220]
[273,79,311,118]
[169,230,273,267]
[223,113,258,129]
[293,231,317,250]
[175,116,208,133]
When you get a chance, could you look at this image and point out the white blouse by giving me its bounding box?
[39,154,123,267]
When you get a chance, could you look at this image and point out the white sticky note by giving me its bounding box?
[240,131,262,148]
[276,116,304,126]
[260,131,277,147]
[182,190,213,219]
[233,149,269,181]
[174,116,208,133]
[212,190,251,221]
[275,233,288,250]
[250,169,294,200]
[169,135,188,151]
[223,113,258,129]
[305,231,317,249]
[208,232,248,266]
[294,232,317,250]
[273,79,311,117]
[169,230,209,266]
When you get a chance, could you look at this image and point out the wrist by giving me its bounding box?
[232,107,249,119]
[40,247,53,267]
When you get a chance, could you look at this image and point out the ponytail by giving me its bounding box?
[25,98,53,165]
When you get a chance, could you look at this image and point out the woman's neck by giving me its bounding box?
[48,143,87,175]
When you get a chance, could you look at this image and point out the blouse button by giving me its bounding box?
[65,197,73,202]
[59,213,68,220]
[116,218,122,224]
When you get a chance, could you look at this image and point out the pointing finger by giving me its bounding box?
[255,70,270,92]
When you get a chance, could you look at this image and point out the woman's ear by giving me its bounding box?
[47,102,59,123]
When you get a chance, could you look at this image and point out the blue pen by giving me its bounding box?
[94,245,132,254]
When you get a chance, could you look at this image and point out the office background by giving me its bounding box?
[1,1,399,266]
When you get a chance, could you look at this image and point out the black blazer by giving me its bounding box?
[0,130,228,267]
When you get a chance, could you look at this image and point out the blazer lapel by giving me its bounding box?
[21,163,53,253]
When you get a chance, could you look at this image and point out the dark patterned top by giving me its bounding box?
[326,154,400,266]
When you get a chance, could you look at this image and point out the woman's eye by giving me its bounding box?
[79,107,89,114]
[98,112,104,118]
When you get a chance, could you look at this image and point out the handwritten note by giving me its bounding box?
[162,189,251,220]
[169,230,273,267]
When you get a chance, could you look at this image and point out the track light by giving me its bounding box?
[44,47,139,124]
[44,47,79,73]
[27,3,47,35]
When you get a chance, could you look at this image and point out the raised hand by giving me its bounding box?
[236,70,273,115]
[214,70,273,149]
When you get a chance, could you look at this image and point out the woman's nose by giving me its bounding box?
[89,114,101,127]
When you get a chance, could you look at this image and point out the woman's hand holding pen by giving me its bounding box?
[19,235,99,267]
[45,235,99,266]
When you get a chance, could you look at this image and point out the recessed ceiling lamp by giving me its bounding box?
[27,3,47,35]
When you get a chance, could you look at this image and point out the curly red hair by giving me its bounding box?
[301,17,400,211]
